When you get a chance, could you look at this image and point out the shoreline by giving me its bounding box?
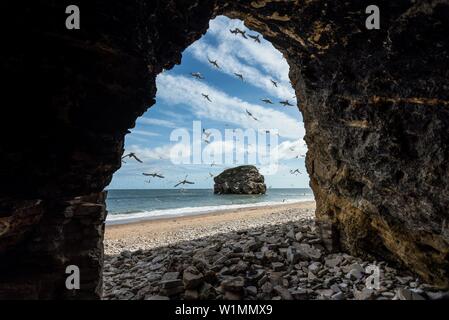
[105,197,314,226]
[105,201,316,255]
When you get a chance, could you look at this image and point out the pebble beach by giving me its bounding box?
[103,202,448,300]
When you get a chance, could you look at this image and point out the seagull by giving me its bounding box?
[121,152,143,163]
[174,175,195,188]
[290,169,302,175]
[234,73,244,81]
[248,34,261,43]
[208,58,220,69]
[211,161,216,167]
[204,138,210,144]
[202,93,212,102]
[289,147,295,151]
[190,72,205,80]
[230,28,247,39]
[142,172,165,179]
[261,98,274,104]
[280,100,294,106]
[202,128,212,139]
[246,109,258,121]
[271,79,278,87]
[209,172,214,178]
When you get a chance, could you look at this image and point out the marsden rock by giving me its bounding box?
[214,166,266,195]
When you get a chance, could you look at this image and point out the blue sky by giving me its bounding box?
[108,16,309,190]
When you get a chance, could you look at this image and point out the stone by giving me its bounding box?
[291,288,309,300]
[308,262,322,273]
[214,165,266,194]
[184,289,199,300]
[286,246,301,264]
[162,272,180,281]
[245,286,258,296]
[324,255,344,268]
[295,232,304,242]
[273,286,293,300]
[271,262,285,272]
[346,264,365,281]
[395,288,426,300]
[199,283,215,300]
[225,291,242,300]
[145,295,170,300]
[221,277,245,292]
[353,288,374,300]
[159,279,183,289]
[296,243,322,260]
[183,266,204,289]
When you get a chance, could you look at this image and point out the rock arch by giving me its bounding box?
[0,1,448,299]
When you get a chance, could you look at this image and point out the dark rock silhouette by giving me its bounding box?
[214,165,266,195]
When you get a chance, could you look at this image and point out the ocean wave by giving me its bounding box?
[106,197,314,225]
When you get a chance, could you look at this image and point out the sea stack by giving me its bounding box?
[214,165,266,195]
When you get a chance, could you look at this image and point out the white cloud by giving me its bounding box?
[130,129,160,137]
[156,73,304,140]
[138,117,177,128]
[187,16,295,101]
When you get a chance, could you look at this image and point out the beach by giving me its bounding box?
[103,201,447,300]
[105,201,316,255]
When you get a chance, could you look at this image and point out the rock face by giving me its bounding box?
[0,1,448,298]
[214,166,266,195]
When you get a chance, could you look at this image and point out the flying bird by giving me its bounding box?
[122,152,143,163]
[190,72,205,80]
[270,79,278,87]
[202,128,212,139]
[261,98,274,104]
[209,172,214,178]
[234,73,244,81]
[230,28,247,39]
[208,58,220,69]
[202,93,212,102]
[280,100,294,106]
[174,175,195,188]
[290,169,302,175]
[248,34,261,43]
[246,109,258,121]
[142,172,165,179]
[204,138,211,144]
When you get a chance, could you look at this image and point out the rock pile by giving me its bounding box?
[214,165,266,195]
[103,217,448,300]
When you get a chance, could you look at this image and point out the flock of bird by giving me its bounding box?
[121,27,305,189]
[190,26,296,120]
[121,153,194,188]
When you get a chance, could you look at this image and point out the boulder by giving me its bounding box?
[213,165,266,195]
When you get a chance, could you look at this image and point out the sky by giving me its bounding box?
[107,16,309,190]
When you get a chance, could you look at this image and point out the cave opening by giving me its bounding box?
[102,17,315,299]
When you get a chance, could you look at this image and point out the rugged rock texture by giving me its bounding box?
[0,0,448,298]
[214,166,266,195]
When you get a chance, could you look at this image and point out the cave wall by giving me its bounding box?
[0,0,448,298]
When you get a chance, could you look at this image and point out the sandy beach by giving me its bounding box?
[105,201,316,255]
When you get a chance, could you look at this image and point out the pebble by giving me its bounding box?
[103,211,447,300]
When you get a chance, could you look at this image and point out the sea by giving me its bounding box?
[105,188,314,225]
